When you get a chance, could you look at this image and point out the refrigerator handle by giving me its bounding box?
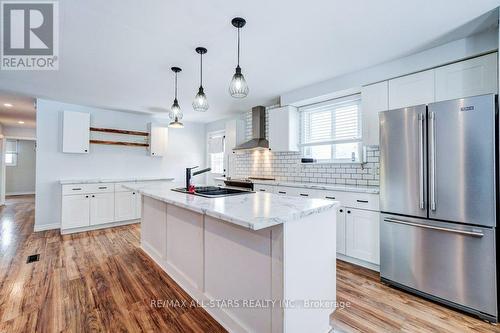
[429,111,436,211]
[384,218,484,237]
[418,113,424,209]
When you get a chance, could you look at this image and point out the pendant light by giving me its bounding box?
[169,66,184,128]
[192,47,209,112]
[229,17,249,98]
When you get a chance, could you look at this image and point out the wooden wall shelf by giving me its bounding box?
[90,140,149,147]
[90,127,149,136]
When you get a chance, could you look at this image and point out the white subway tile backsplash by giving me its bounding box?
[232,147,380,186]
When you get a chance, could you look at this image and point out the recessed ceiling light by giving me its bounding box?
[3,103,13,108]
[17,121,24,124]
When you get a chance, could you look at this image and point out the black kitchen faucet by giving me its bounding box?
[186,166,211,190]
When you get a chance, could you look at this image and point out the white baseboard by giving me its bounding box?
[34,223,60,232]
[6,191,35,196]
[60,219,140,235]
[337,253,380,272]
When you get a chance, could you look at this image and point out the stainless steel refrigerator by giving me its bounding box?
[379,94,498,322]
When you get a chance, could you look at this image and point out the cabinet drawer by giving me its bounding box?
[115,182,135,192]
[342,192,379,211]
[285,187,318,198]
[254,184,276,193]
[87,183,114,193]
[62,183,115,195]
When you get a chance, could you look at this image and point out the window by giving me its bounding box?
[208,132,225,174]
[5,139,18,166]
[299,94,362,163]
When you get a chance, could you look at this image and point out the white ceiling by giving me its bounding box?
[0,92,36,128]
[0,0,498,123]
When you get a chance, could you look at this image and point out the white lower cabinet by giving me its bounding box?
[114,191,137,221]
[62,181,145,233]
[345,208,380,265]
[336,206,346,255]
[62,194,91,229]
[90,193,115,225]
[254,183,380,269]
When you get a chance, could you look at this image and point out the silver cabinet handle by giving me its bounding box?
[418,113,425,209]
[429,111,436,211]
[384,218,483,237]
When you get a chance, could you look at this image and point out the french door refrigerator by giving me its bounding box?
[379,94,498,322]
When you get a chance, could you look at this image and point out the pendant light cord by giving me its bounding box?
[237,27,240,67]
[200,53,203,87]
[174,72,178,99]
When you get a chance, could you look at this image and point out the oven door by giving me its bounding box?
[380,213,497,320]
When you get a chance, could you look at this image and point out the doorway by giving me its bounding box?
[206,130,225,185]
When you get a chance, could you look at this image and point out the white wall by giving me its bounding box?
[6,140,35,195]
[281,29,498,106]
[35,99,206,229]
[3,126,36,139]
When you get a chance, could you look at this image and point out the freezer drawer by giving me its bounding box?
[380,214,497,320]
[428,94,496,226]
[379,105,427,217]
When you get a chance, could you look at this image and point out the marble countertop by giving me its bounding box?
[124,181,339,230]
[215,177,379,194]
[60,177,175,185]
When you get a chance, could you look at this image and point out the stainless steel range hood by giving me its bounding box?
[233,106,269,151]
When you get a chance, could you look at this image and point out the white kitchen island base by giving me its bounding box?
[141,195,336,333]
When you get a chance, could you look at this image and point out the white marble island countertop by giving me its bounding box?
[125,181,339,230]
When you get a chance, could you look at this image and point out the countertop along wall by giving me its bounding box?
[35,99,206,230]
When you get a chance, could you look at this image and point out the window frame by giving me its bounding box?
[299,94,362,163]
[5,139,18,167]
[207,130,226,175]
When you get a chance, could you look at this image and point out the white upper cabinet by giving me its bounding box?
[435,53,498,102]
[361,81,388,145]
[388,69,435,109]
[62,111,90,153]
[268,105,299,152]
[149,123,168,157]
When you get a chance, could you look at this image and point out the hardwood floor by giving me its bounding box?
[0,195,226,333]
[0,195,498,332]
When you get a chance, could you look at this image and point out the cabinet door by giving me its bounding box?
[135,193,142,219]
[435,53,498,102]
[336,207,346,255]
[149,123,168,157]
[346,208,380,264]
[361,81,388,145]
[114,191,137,222]
[62,194,90,229]
[268,106,299,152]
[62,111,90,154]
[388,70,435,109]
[90,193,115,225]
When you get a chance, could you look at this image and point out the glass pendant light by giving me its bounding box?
[192,47,209,112]
[229,17,249,98]
[169,67,184,128]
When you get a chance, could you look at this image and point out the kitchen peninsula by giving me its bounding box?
[125,181,338,333]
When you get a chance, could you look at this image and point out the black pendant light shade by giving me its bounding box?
[192,47,209,112]
[169,67,184,128]
[229,17,249,98]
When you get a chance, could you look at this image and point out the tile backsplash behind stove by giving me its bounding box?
[233,107,379,186]
[232,149,379,186]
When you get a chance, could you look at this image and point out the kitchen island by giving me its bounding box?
[125,181,338,333]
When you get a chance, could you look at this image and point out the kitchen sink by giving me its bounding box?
[172,186,254,198]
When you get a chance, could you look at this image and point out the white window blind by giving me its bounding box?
[300,94,362,162]
[5,139,18,166]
